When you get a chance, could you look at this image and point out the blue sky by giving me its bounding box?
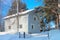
[1,0,13,16]
[21,0,44,9]
[1,0,44,17]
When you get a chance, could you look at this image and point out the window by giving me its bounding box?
[20,25,22,28]
[34,16,37,21]
[9,26,11,29]
[32,25,33,29]
[34,17,36,21]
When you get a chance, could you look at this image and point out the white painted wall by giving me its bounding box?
[5,14,28,33]
[5,17,17,32]
[28,11,40,33]
[19,14,28,33]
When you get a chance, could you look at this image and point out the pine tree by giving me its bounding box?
[7,0,27,16]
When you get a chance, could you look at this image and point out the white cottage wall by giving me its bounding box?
[28,11,40,33]
[5,17,17,32]
[19,14,28,33]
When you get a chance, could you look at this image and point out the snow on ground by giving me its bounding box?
[0,29,60,40]
[49,30,60,40]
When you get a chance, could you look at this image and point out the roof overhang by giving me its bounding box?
[3,9,34,20]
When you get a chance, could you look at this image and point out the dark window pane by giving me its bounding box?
[9,26,11,29]
[34,17,36,21]
[20,25,22,28]
[32,25,33,29]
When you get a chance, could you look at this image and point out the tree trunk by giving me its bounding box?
[55,14,59,29]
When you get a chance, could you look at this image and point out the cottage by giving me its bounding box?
[4,9,41,33]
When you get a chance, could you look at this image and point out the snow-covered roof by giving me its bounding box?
[3,9,34,19]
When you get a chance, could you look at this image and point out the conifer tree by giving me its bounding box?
[8,0,27,16]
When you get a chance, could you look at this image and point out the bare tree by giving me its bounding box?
[44,0,58,29]
[0,0,3,32]
[34,0,58,31]
[0,0,4,32]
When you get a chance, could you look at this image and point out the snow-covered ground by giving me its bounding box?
[0,29,60,40]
